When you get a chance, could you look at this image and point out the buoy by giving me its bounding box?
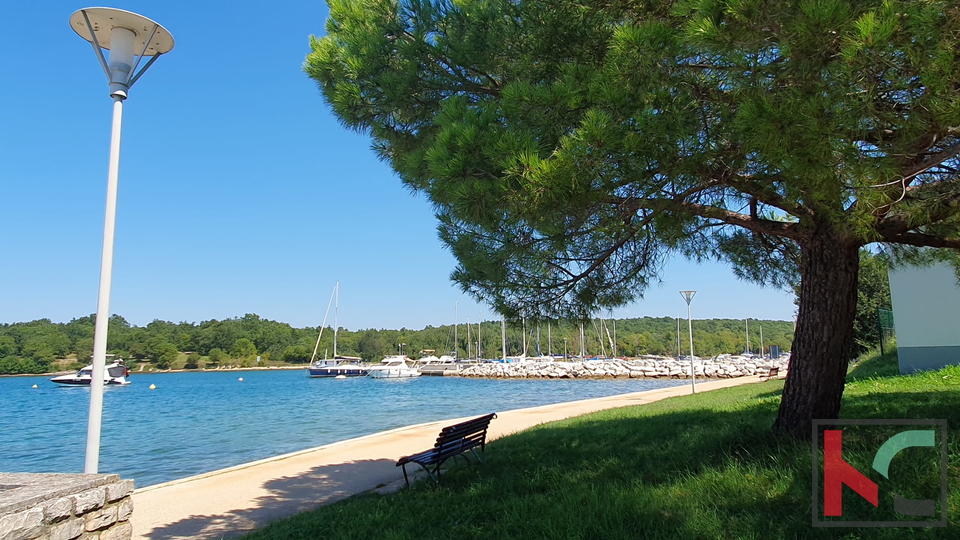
[238,377,244,382]
[149,384,157,390]
[32,384,38,388]
[335,375,347,379]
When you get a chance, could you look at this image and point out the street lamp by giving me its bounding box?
[70,7,174,474]
[679,291,697,393]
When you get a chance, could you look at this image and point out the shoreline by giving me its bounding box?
[131,375,773,540]
[0,365,309,378]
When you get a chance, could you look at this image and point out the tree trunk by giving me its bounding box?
[774,231,860,438]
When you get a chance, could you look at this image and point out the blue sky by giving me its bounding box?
[0,1,796,331]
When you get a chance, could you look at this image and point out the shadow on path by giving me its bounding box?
[139,458,405,539]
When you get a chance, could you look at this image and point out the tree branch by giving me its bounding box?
[680,202,805,239]
[898,141,960,183]
[880,232,960,249]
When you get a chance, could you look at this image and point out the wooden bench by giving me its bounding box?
[760,367,780,381]
[396,413,497,487]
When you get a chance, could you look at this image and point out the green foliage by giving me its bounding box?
[159,351,178,369]
[207,348,226,366]
[146,337,178,364]
[853,251,893,356]
[356,329,390,361]
[0,355,45,375]
[184,352,202,370]
[74,337,94,364]
[0,336,15,356]
[281,345,313,364]
[231,337,258,359]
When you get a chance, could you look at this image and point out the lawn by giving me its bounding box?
[244,351,959,539]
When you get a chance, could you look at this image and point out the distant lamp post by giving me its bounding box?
[70,7,174,474]
[679,291,697,393]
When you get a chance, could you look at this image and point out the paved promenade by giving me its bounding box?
[133,376,768,539]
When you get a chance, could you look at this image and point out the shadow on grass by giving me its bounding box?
[242,375,959,540]
[848,349,901,381]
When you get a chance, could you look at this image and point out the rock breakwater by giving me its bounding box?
[458,358,787,379]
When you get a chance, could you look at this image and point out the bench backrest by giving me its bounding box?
[431,413,496,458]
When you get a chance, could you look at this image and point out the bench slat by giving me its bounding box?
[396,413,496,486]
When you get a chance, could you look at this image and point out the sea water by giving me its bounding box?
[0,369,686,487]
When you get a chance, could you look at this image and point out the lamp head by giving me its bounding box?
[70,8,174,98]
[679,290,697,304]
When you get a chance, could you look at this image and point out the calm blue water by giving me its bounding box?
[0,370,686,487]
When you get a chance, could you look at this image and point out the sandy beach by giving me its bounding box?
[132,375,768,540]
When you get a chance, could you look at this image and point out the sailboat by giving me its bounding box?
[307,282,366,377]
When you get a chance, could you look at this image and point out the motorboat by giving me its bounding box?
[367,355,421,379]
[50,359,131,386]
[418,353,459,376]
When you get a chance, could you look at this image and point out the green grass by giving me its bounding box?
[244,352,960,539]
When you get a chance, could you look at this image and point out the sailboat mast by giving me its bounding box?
[594,318,606,358]
[745,318,750,355]
[548,321,552,357]
[521,316,527,358]
[677,315,681,359]
[580,322,585,358]
[477,317,481,359]
[501,316,507,361]
[309,283,338,364]
[759,324,764,358]
[466,316,472,359]
[333,281,339,358]
[536,325,541,357]
[454,301,458,360]
[613,319,617,357]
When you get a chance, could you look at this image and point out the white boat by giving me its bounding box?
[367,355,421,378]
[50,359,131,386]
[307,282,367,378]
[418,353,460,376]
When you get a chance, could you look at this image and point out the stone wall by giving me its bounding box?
[0,473,133,540]
[458,358,787,379]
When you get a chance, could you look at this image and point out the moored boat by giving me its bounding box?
[50,359,131,386]
[367,355,421,378]
[307,282,367,378]
[418,353,460,376]
[309,356,366,377]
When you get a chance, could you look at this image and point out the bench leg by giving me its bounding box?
[470,447,485,464]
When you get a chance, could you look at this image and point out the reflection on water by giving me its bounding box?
[0,370,686,486]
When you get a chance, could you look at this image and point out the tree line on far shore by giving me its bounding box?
[0,313,796,375]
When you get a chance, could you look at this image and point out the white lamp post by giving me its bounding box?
[70,8,174,474]
[679,291,697,393]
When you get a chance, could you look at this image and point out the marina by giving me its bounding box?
[0,369,687,487]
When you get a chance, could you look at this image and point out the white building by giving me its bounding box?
[888,262,960,373]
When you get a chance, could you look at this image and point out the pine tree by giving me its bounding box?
[307,0,960,436]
